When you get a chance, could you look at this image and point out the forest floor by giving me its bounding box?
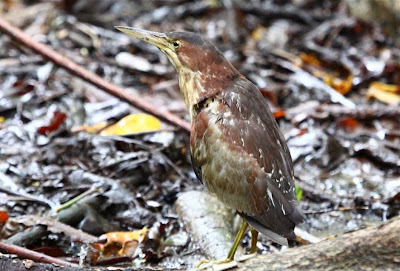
[0,0,399,270]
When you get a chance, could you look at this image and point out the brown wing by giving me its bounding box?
[190,77,304,244]
[190,153,203,184]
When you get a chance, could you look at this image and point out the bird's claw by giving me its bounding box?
[195,253,257,269]
[194,259,210,268]
[194,258,237,270]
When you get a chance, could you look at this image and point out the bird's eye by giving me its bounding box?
[172,40,181,49]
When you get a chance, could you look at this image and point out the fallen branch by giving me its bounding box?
[285,101,400,122]
[0,17,191,132]
[0,242,78,267]
[316,103,400,119]
[5,196,107,247]
[0,255,168,271]
[203,216,400,271]
[175,191,243,261]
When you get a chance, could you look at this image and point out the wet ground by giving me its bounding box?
[0,0,399,269]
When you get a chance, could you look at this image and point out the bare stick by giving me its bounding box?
[0,241,78,267]
[205,216,400,270]
[0,18,191,132]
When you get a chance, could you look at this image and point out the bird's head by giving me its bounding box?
[115,27,240,114]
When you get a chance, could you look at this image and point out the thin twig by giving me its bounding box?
[0,18,191,132]
[155,151,187,179]
[55,187,100,212]
[285,101,400,121]
[0,241,79,267]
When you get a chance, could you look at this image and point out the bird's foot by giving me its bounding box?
[194,258,236,269]
[214,258,234,265]
[194,254,256,269]
[194,221,257,269]
[194,259,210,268]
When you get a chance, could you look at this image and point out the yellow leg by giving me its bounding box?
[225,220,248,261]
[195,220,249,268]
[250,227,258,254]
[194,259,210,268]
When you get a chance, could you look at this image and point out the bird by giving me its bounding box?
[115,26,305,264]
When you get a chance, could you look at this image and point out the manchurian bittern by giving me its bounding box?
[115,26,305,265]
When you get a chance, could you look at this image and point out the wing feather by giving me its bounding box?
[190,77,304,241]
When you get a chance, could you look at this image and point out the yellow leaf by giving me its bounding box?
[0,116,5,123]
[251,26,266,41]
[96,227,149,255]
[300,53,353,95]
[100,113,161,136]
[369,82,398,93]
[367,82,400,105]
[323,74,353,95]
[71,122,108,133]
[100,227,148,245]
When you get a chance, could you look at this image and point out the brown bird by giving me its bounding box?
[115,27,305,264]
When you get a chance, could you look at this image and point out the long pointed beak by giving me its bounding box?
[114,26,169,49]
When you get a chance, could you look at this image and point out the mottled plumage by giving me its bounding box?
[115,26,305,260]
[190,77,304,245]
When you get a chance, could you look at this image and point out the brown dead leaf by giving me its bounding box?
[337,117,360,132]
[366,82,400,105]
[95,227,148,256]
[300,53,353,95]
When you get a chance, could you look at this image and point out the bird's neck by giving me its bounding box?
[178,64,240,118]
